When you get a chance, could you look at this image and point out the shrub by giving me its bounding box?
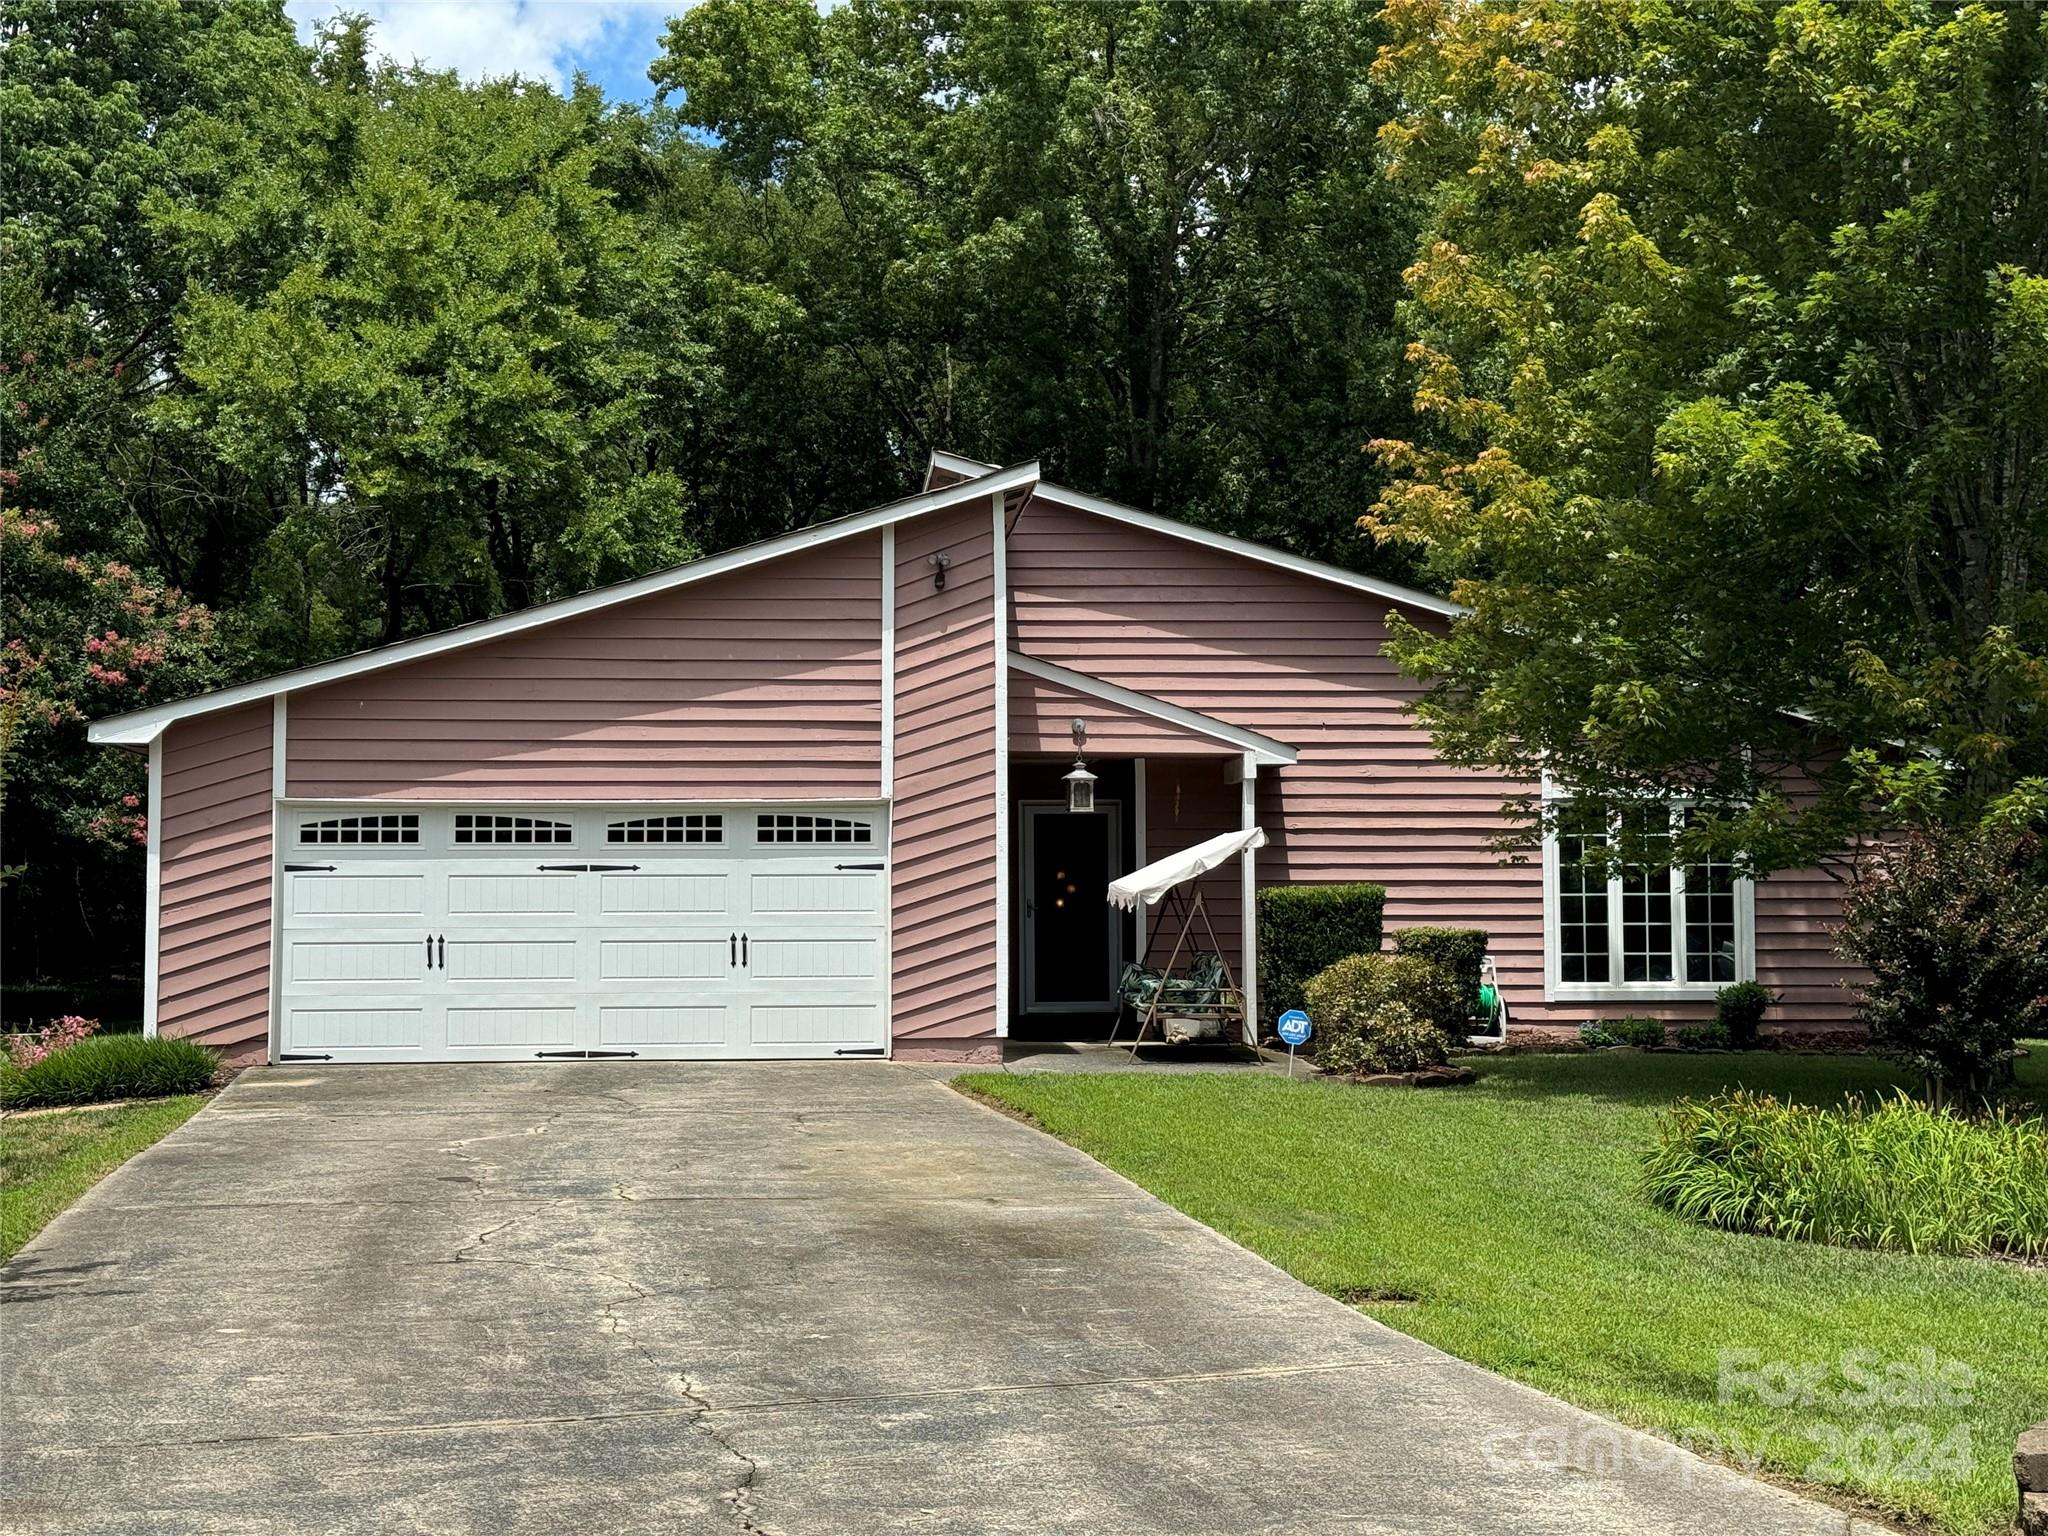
[1643,1091,2048,1258]
[1834,826,2048,1102]
[1257,882,1386,1025]
[0,1034,218,1109]
[8,1014,98,1069]
[1579,1017,1667,1050]
[1713,981,1772,1049]
[1674,1022,1730,1052]
[1390,927,1487,1022]
[1303,952,1462,1075]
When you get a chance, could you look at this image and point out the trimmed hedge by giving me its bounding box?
[1303,952,1463,1075]
[1643,1091,2048,1257]
[1257,882,1386,1026]
[1391,927,1487,1020]
[0,1035,218,1109]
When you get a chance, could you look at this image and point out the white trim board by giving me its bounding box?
[880,524,897,800]
[1007,652,1297,766]
[268,695,286,1063]
[143,738,163,1039]
[88,461,1043,747]
[992,491,1012,1040]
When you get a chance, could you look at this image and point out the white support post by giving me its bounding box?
[1131,756,1147,970]
[143,736,163,1039]
[991,491,1011,1040]
[1240,753,1259,1047]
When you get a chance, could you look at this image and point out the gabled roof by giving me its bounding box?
[931,450,1466,621]
[1008,652,1297,766]
[89,460,1041,747]
[89,448,1463,748]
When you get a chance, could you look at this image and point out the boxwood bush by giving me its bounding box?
[1643,1091,2048,1257]
[1257,882,1385,1026]
[0,1035,218,1109]
[1390,927,1487,1021]
[1302,952,1463,1075]
[1713,981,1773,1049]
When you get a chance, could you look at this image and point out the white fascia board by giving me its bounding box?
[929,449,1001,482]
[89,461,1042,748]
[1026,482,1468,621]
[1007,651,1297,766]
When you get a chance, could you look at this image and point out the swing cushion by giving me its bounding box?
[1119,953,1229,1012]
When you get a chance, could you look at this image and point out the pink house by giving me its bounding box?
[88,453,1860,1066]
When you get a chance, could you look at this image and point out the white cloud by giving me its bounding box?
[284,0,675,92]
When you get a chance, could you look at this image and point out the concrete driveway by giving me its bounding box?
[3,1064,1872,1535]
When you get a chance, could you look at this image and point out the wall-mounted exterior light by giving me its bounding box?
[927,551,952,591]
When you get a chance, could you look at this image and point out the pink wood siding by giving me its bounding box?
[1756,867,1861,1025]
[1007,498,1857,1030]
[287,538,884,801]
[891,501,1001,1061]
[157,702,272,1063]
[1008,670,1238,758]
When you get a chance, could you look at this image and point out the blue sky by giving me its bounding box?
[284,1,680,105]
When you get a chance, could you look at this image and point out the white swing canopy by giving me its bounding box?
[1106,826,1269,911]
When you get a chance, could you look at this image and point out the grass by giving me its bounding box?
[0,1095,209,1262]
[958,1048,2048,1535]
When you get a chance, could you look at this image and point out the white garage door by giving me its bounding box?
[276,805,888,1062]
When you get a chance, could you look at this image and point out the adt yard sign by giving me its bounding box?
[1277,1009,1311,1075]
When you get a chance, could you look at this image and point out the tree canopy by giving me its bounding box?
[1367,0,2047,872]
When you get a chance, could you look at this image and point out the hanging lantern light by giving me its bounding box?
[1063,718,1097,813]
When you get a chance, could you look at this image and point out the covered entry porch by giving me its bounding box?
[1002,653,1295,1045]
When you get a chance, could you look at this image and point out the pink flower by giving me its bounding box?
[9,1015,97,1070]
[121,793,140,808]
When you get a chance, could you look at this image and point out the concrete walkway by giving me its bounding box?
[3,1064,1878,1535]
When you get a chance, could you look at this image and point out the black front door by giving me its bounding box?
[1023,804,1120,1011]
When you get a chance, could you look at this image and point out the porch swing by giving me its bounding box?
[1105,827,1267,1055]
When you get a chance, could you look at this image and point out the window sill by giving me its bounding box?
[1546,984,1738,1005]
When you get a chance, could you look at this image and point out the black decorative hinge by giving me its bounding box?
[832,1047,887,1057]
[284,863,337,873]
[279,1052,334,1062]
[834,862,886,871]
[535,863,641,873]
[534,1049,641,1060]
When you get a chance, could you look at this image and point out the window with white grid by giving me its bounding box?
[755,813,873,845]
[606,814,723,845]
[453,813,572,846]
[299,813,420,846]
[1544,798,1752,998]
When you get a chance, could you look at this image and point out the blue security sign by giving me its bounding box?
[1277,1010,1312,1048]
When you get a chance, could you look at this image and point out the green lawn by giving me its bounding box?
[958,1050,2048,1534]
[0,1095,209,1262]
